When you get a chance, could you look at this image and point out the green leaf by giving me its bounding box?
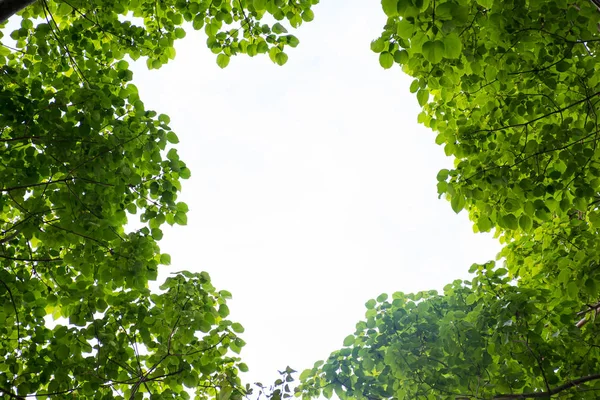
[585,279,596,296]
[174,27,186,39]
[476,0,493,7]
[567,281,578,299]
[56,344,69,359]
[116,60,129,70]
[158,114,171,124]
[160,253,171,265]
[300,369,312,380]
[180,168,192,179]
[257,41,269,53]
[501,214,518,230]
[174,212,188,225]
[370,39,386,53]
[376,293,388,302]
[253,0,267,11]
[166,131,179,143]
[218,304,230,317]
[193,15,205,30]
[518,215,532,231]
[555,60,570,72]
[343,335,355,346]
[451,194,465,213]
[216,54,230,68]
[574,197,588,211]
[435,2,454,20]
[272,23,288,34]
[409,79,420,93]
[286,35,300,47]
[437,169,449,181]
[151,228,164,240]
[56,3,72,16]
[275,52,289,66]
[302,9,314,22]
[417,89,429,106]
[442,33,462,59]
[422,40,445,64]
[232,322,245,333]
[167,148,179,161]
[183,374,199,388]
[379,52,394,69]
[393,49,408,64]
[477,215,492,232]
[382,0,399,17]
[396,19,414,39]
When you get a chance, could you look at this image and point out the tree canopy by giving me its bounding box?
[0,0,315,398]
[3,0,600,399]
[298,0,600,399]
[299,264,600,399]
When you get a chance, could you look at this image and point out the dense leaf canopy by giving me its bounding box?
[373,0,600,294]
[0,0,316,398]
[298,0,600,399]
[299,264,600,399]
[4,0,600,398]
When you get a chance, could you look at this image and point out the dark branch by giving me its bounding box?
[466,91,600,138]
[0,278,20,351]
[0,178,74,192]
[0,254,62,262]
[0,0,36,23]
[492,373,600,399]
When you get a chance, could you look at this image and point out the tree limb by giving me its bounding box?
[0,0,36,23]
[492,373,600,399]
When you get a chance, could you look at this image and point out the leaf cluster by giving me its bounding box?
[299,265,600,399]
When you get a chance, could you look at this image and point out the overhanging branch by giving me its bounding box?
[0,0,37,23]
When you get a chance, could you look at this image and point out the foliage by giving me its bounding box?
[379,0,600,335]
[252,367,297,400]
[298,263,600,399]
[4,0,600,398]
[371,0,600,293]
[299,0,600,399]
[1,0,317,69]
[0,0,316,398]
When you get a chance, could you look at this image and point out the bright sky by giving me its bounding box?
[129,0,500,387]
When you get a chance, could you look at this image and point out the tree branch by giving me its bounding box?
[0,386,25,400]
[0,254,62,262]
[0,0,36,23]
[0,178,74,192]
[466,90,600,138]
[0,278,20,351]
[492,373,600,399]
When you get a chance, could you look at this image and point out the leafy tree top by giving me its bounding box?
[299,0,600,399]
[373,0,600,236]
[370,0,600,303]
[299,263,600,399]
[0,0,317,398]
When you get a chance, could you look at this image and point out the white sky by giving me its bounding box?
[129,0,500,387]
